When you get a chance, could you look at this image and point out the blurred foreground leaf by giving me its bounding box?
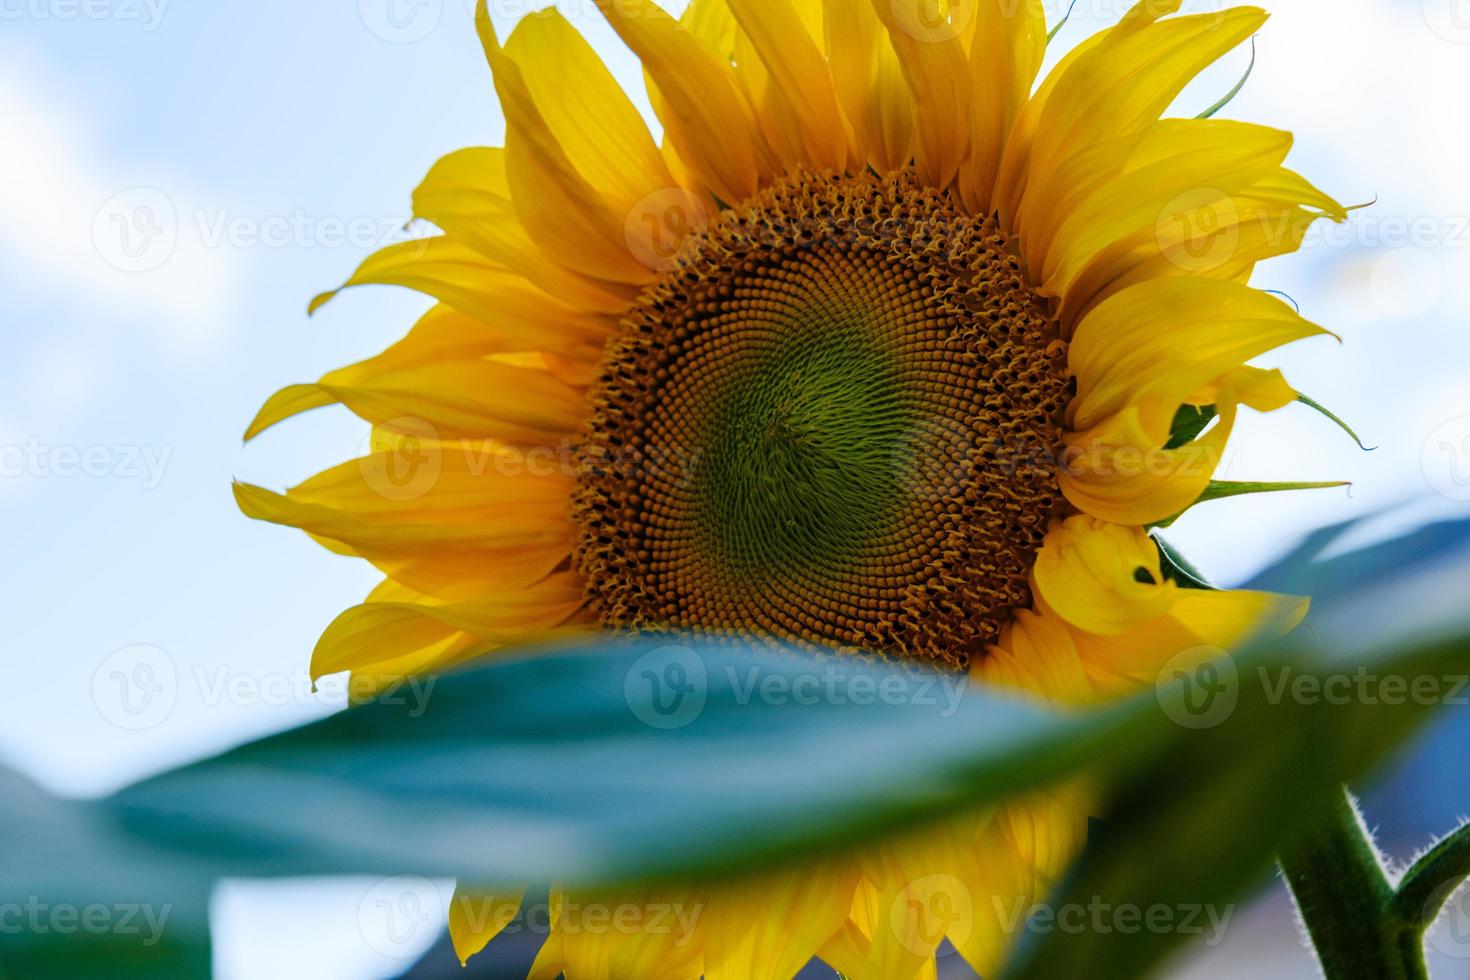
[3,515,1467,979]
[110,643,1148,889]
[0,769,212,978]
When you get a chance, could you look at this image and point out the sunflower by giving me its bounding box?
[238,0,1347,974]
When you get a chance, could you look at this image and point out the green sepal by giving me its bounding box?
[1197,36,1257,119]
[1047,0,1078,44]
[1153,480,1350,528]
[1165,404,1218,450]
[1298,393,1375,451]
[1152,534,1216,590]
[1195,480,1350,506]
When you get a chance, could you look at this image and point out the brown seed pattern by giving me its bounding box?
[573,170,1070,670]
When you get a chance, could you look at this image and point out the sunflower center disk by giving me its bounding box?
[575,171,1070,669]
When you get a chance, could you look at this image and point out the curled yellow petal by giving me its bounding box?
[1032,515,1177,635]
[1068,277,1329,436]
[474,1,652,284]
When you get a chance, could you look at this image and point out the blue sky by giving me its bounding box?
[2,1,1469,976]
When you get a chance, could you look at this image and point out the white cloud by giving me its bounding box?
[0,48,234,345]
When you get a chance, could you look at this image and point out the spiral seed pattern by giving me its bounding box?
[574,170,1070,670]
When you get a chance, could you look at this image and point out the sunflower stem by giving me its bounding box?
[1391,821,1470,936]
[1278,787,1429,980]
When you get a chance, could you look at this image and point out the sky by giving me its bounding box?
[1,0,1469,977]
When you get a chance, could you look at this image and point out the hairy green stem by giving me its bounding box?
[1278,788,1427,979]
[1392,822,1470,936]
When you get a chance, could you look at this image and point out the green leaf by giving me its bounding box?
[0,769,212,979]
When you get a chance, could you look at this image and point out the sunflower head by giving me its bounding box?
[239,0,1348,974]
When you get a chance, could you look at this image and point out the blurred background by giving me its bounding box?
[1,0,1468,976]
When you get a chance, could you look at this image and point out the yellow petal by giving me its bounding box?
[412,147,635,314]
[1057,168,1345,330]
[1061,361,1307,524]
[245,305,604,442]
[474,1,652,284]
[310,572,587,680]
[233,449,575,598]
[949,788,1092,976]
[244,384,339,442]
[548,885,706,980]
[1031,515,1178,635]
[703,862,859,980]
[449,886,526,966]
[1061,402,1237,526]
[870,0,972,188]
[278,357,586,446]
[504,11,676,210]
[726,0,848,172]
[1003,3,1263,237]
[854,846,959,979]
[1068,277,1329,436]
[597,0,765,205]
[1071,587,1307,696]
[975,609,1093,706]
[683,0,739,52]
[824,0,916,173]
[960,0,1046,213]
[1189,364,1298,414]
[1035,120,1294,295]
[308,237,615,351]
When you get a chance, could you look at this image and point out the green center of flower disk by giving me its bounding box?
[575,170,1071,670]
